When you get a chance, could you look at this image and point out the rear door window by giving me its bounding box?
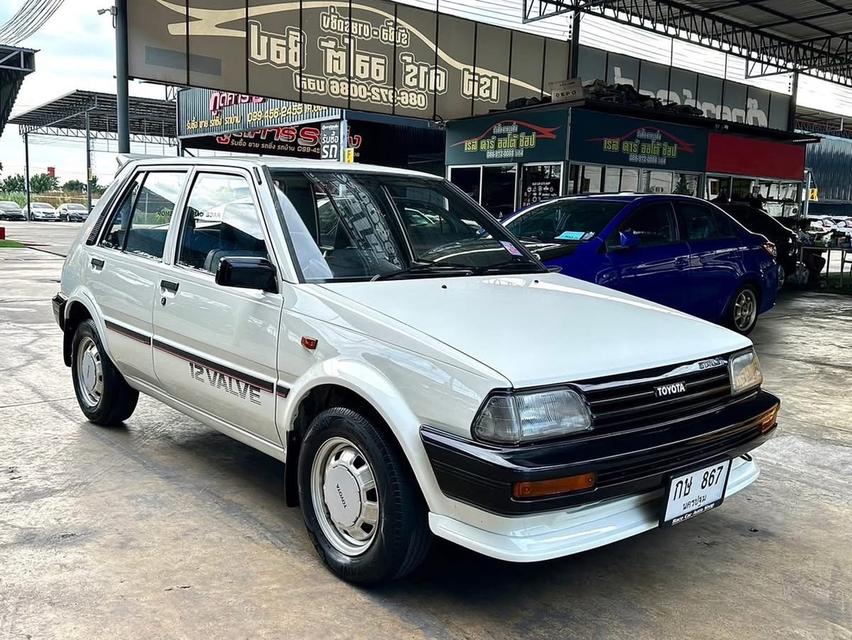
[177,173,270,274]
[124,172,187,260]
[676,202,738,241]
[609,202,679,247]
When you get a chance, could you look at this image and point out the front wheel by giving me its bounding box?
[71,319,139,424]
[298,407,431,585]
[727,285,759,335]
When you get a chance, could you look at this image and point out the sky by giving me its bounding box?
[4,0,852,186]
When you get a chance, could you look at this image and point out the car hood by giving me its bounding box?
[319,272,751,388]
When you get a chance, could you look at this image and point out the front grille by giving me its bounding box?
[576,355,734,434]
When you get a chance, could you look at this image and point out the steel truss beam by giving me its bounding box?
[17,125,175,146]
[523,0,852,86]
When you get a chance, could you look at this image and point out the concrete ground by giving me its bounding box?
[0,243,849,640]
[1,219,85,256]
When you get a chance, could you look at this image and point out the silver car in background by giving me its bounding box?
[57,203,90,222]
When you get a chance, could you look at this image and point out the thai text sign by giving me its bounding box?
[129,0,571,121]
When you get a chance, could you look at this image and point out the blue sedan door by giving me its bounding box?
[601,201,692,312]
[674,201,744,322]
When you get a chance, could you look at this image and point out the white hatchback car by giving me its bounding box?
[54,158,779,584]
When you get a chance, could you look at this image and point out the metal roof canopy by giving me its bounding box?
[10,89,175,145]
[524,0,852,87]
[0,44,35,137]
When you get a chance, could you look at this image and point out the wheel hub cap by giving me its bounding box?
[323,463,361,528]
[76,337,103,407]
[311,438,380,557]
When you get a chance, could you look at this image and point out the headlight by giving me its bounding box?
[472,388,592,445]
[730,349,763,394]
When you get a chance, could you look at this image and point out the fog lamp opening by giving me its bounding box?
[512,473,596,499]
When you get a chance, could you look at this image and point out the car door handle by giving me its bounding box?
[675,257,689,269]
[160,279,179,293]
[90,257,104,270]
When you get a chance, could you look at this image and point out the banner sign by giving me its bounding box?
[181,121,363,159]
[569,109,708,171]
[178,88,339,138]
[129,0,571,121]
[445,109,568,165]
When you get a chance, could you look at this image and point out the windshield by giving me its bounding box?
[66,204,86,210]
[505,199,626,243]
[269,171,543,282]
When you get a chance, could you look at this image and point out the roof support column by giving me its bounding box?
[787,71,799,132]
[569,11,580,78]
[116,0,130,153]
[85,112,92,213]
[23,132,30,220]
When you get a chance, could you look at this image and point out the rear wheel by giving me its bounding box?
[777,264,786,289]
[298,407,431,585]
[71,319,138,425]
[728,285,759,335]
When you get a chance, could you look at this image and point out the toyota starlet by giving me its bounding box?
[53,158,779,584]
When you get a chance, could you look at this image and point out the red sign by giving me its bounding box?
[47,166,55,177]
[706,133,806,181]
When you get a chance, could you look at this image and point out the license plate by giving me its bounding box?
[661,459,732,527]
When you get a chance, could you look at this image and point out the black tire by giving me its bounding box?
[298,407,431,585]
[70,319,139,425]
[726,284,760,335]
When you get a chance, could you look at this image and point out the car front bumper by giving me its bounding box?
[420,390,778,560]
[427,456,760,563]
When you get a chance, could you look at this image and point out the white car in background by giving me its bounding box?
[26,202,59,221]
[52,157,780,584]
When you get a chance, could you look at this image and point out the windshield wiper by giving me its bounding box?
[472,258,544,275]
[372,262,475,281]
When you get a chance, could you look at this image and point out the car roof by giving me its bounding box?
[124,156,441,180]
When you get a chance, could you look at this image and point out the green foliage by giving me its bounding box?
[0,192,26,207]
[1,174,25,193]
[29,173,59,193]
[63,179,86,193]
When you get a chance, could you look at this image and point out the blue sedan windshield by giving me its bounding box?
[506,200,626,243]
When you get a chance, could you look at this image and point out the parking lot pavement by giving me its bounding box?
[0,247,849,640]
[1,220,84,256]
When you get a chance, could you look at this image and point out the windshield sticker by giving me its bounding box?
[500,241,523,256]
[555,231,589,241]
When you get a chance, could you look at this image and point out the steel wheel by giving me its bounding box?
[310,436,380,557]
[76,335,104,408]
[733,288,758,333]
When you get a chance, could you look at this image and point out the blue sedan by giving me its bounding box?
[502,194,778,334]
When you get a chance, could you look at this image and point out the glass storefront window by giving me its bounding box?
[620,169,639,193]
[580,165,602,193]
[706,175,732,202]
[481,165,517,219]
[520,164,562,207]
[673,173,698,196]
[603,167,620,193]
[731,177,753,201]
[642,170,673,194]
[449,166,481,202]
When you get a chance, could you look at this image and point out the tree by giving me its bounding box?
[88,175,102,194]
[63,179,86,193]
[1,174,25,193]
[29,173,59,193]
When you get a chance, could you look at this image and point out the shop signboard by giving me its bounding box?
[129,0,570,122]
[569,109,708,172]
[178,88,339,138]
[445,109,568,165]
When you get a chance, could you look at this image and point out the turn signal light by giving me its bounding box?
[512,473,596,499]
[758,405,779,433]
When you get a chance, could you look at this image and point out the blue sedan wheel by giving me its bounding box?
[730,286,759,335]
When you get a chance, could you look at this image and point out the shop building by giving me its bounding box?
[446,100,812,218]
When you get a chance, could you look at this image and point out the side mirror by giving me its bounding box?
[216,256,278,293]
[618,230,640,250]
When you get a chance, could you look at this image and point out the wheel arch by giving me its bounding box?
[61,293,109,367]
[281,365,434,510]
